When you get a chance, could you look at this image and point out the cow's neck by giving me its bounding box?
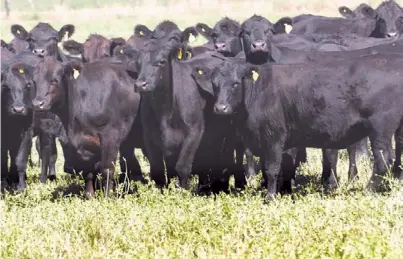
[150,59,176,118]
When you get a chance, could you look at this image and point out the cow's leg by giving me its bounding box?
[12,129,32,191]
[2,149,9,180]
[347,144,358,183]
[279,149,297,194]
[263,141,284,199]
[245,148,256,180]
[321,149,338,190]
[100,141,119,198]
[295,147,307,165]
[355,138,370,157]
[119,139,144,184]
[84,171,95,198]
[393,125,402,180]
[367,132,394,191]
[175,128,204,189]
[48,137,57,181]
[165,156,178,187]
[38,133,51,184]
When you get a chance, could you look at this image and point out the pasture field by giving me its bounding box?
[1,1,403,258]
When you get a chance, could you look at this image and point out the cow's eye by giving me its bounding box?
[50,79,58,84]
[158,60,166,66]
[26,82,32,88]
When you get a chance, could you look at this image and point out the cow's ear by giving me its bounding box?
[185,46,194,59]
[134,24,152,38]
[171,44,190,61]
[196,23,213,41]
[338,6,355,18]
[113,45,139,61]
[62,40,83,55]
[66,60,83,79]
[181,26,198,43]
[11,24,28,40]
[110,37,126,54]
[58,24,75,41]
[191,67,214,95]
[274,17,293,34]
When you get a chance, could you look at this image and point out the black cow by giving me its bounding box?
[135,30,241,192]
[1,58,35,191]
[291,6,387,38]
[11,22,75,60]
[31,57,141,197]
[62,34,126,63]
[196,54,403,198]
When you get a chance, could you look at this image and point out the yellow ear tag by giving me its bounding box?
[177,48,183,60]
[198,69,203,75]
[18,68,25,74]
[201,27,206,32]
[188,34,196,43]
[252,70,259,81]
[285,24,293,34]
[73,69,80,79]
[119,49,124,54]
[187,51,192,58]
[139,30,144,36]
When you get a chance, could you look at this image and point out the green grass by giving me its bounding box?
[1,1,403,258]
[1,141,402,258]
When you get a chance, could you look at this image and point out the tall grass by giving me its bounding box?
[1,1,403,258]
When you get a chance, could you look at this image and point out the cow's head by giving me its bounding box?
[1,61,35,116]
[32,57,75,111]
[196,17,242,57]
[241,15,292,64]
[375,0,403,37]
[63,34,126,62]
[338,3,372,19]
[135,30,193,92]
[191,60,258,115]
[11,23,75,57]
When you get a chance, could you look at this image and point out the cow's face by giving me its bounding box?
[32,57,70,111]
[241,15,276,64]
[135,31,191,92]
[26,23,74,57]
[211,18,242,57]
[376,0,403,37]
[1,62,34,116]
[192,61,256,115]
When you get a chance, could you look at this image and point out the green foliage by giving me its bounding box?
[1,141,402,258]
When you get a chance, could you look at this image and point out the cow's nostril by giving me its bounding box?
[13,106,25,113]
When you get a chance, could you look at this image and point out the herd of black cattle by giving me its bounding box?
[1,1,403,199]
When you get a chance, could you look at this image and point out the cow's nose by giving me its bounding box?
[387,32,398,38]
[33,99,45,109]
[33,48,46,56]
[251,41,266,50]
[215,42,226,50]
[214,103,229,113]
[13,106,25,113]
[135,81,147,91]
